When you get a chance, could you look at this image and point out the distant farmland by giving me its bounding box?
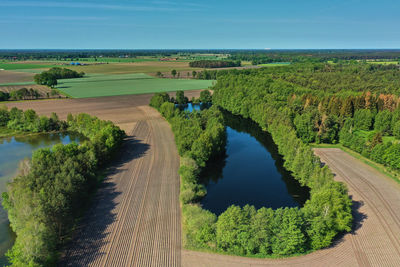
[0,62,58,70]
[56,73,214,98]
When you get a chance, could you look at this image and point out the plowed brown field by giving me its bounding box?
[6,97,400,267]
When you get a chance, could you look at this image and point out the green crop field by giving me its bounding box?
[0,63,58,70]
[56,73,214,98]
[0,81,35,86]
[0,60,198,75]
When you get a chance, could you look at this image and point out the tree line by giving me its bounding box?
[0,88,42,101]
[269,63,400,94]
[1,107,125,266]
[3,49,400,62]
[34,67,84,88]
[189,60,241,68]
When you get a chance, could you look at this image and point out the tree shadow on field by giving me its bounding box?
[59,136,150,266]
[329,197,367,248]
[327,184,368,249]
[316,161,368,248]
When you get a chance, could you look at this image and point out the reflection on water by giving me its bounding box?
[176,102,211,112]
[200,111,310,215]
[0,132,83,264]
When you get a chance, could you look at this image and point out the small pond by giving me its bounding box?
[182,104,310,215]
[0,132,83,264]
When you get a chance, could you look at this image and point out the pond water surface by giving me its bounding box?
[0,133,83,264]
[183,104,309,215]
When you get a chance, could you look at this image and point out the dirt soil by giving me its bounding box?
[6,97,400,267]
[0,70,34,84]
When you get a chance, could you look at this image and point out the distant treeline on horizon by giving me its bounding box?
[1,49,400,62]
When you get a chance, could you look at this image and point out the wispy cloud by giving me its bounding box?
[0,1,200,12]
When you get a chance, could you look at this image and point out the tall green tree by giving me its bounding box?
[199,90,212,103]
[353,109,374,130]
[374,110,392,134]
[176,91,188,105]
[294,112,317,143]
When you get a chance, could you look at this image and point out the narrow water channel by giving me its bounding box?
[0,133,83,264]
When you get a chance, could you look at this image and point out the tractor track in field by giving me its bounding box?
[57,104,181,266]
[7,95,400,267]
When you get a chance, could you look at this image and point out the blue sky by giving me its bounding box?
[0,0,399,49]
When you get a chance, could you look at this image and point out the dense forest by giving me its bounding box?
[210,64,400,174]
[189,60,241,68]
[0,107,125,266]
[229,50,400,64]
[150,91,352,257]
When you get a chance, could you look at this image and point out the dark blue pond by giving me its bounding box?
[182,105,309,215]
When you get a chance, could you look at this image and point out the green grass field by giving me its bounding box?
[56,73,214,98]
[0,63,58,70]
[0,81,35,86]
